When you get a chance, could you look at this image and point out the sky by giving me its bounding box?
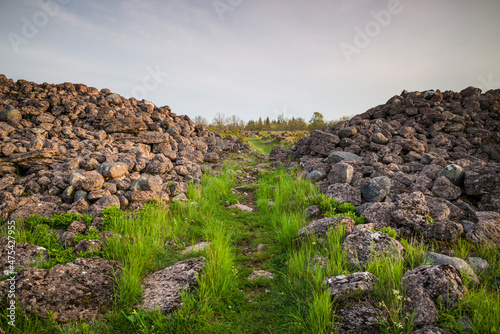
[1,0,499,123]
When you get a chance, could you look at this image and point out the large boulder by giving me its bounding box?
[464,164,500,196]
[334,303,386,334]
[7,257,120,323]
[9,202,60,221]
[431,176,462,200]
[327,162,354,184]
[423,220,463,242]
[342,228,404,268]
[325,183,362,206]
[310,131,340,156]
[362,202,396,229]
[423,252,479,285]
[97,162,129,179]
[327,151,362,164]
[0,238,48,275]
[466,211,500,246]
[391,191,430,236]
[299,216,355,239]
[403,265,467,326]
[361,176,391,202]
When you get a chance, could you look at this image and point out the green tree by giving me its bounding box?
[309,112,326,130]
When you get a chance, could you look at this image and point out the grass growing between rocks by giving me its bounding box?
[2,154,500,333]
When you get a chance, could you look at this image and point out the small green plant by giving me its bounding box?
[427,216,435,226]
[380,227,398,239]
[73,229,102,244]
[309,193,339,213]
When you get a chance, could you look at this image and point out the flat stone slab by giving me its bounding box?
[248,270,273,281]
[229,204,254,212]
[140,257,205,314]
[181,242,211,254]
[322,272,378,301]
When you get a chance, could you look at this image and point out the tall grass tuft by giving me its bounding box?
[197,221,236,315]
[102,203,170,307]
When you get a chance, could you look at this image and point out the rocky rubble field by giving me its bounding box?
[1,82,499,333]
[0,75,249,222]
[272,86,500,246]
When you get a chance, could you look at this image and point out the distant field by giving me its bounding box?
[246,137,278,155]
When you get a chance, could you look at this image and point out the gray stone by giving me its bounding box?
[411,326,454,334]
[140,257,205,314]
[299,216,355,239]
[465,257,489,274]
[464,164,500,196]
[97,162,129,179]
[93,195,120,208]
[431,176,461,200]
[0,238,48,275]
[342,228,404,268]
[423,252,479,285]
[459,220,475,234]
[371,132,388,145]
[327,151,362,164]
[391,191,430,236]
[248,270,274,281]
[0,108,22,122]
[9,202,60,222]
[335,304,385,334]
[325,183,362,206]
[338,126,358,138]
[306,170,326,182]
[305,205,322,218]
[420,153,436,165]
[7,257,120,322]
[403,265,467,326]
[438,164,465,186]
[328,162,354,184]
[322,272,377,301]
[424,220,463,242]
[79,171,105,192]
[361,176,391,202]
[362,202,396,229]
[338,137,353,148]
[466,211,500,246]
[130,175,162,193]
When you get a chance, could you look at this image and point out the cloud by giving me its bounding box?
[0,0,499,122]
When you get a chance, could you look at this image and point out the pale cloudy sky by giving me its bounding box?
[1,0,499,122]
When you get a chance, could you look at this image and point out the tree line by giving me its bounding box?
[193,112,349,133]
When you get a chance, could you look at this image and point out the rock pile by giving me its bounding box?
[0,75,248,221]
[282,87,499,245]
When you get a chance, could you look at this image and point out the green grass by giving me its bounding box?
[246,137,278,155]
[2,152,500,334]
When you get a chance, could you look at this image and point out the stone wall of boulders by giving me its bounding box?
[0,75,249,221]
[273,87,500,246]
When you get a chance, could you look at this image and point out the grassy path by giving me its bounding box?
[2,150,500,334]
